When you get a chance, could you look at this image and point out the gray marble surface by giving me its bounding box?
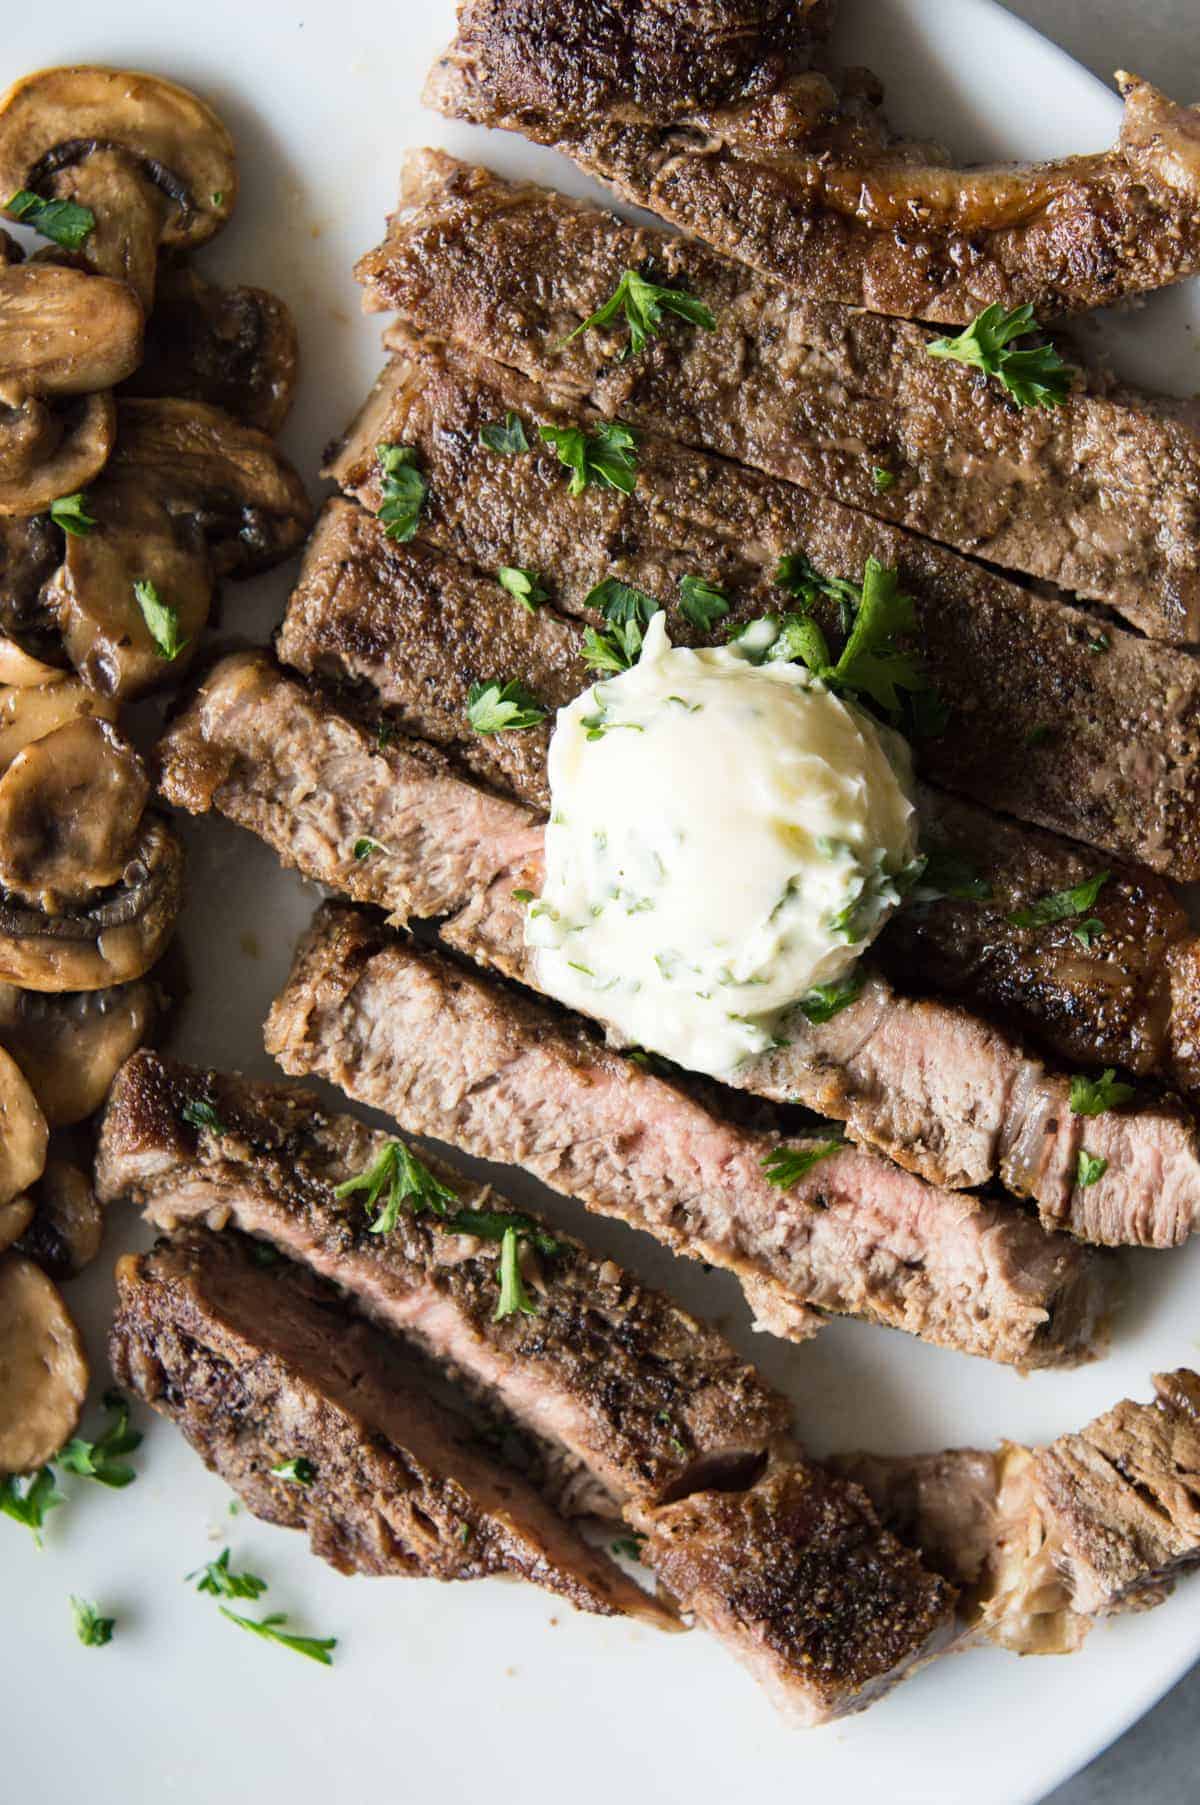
[1000,8,1200,1801]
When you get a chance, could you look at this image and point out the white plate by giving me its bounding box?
[4,4,1199,1801]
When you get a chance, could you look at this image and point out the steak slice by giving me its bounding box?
[283,495,1200,1095]
[263,901,1110,1367]
[427,17,1200,326]
[326,342,1200,880]
[833,1370,1200,1655]
[356,151,1200,640]
[109,1226,652,1617]
[100,1054,957,1725]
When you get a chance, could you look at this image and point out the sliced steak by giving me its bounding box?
[427,20,1200,325]
[100,1054,957,1725]
[326,342,1200,880]
[357,151,1200,640]
[160,653,1200,1247]
[834,1370,1200,1654]
[109,1226,650,1616]
[263,900,1110,1367]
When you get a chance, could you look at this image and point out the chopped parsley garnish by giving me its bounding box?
[218,1608,337,1667]
[913,847,993,903]
[512,888,535,903]
[581,576,659,671]
[1009,871,1110,932]
[761,1140,843,1188]
[494,1224,538,1320]
[441,1207,559,1257]
[133,578,188,661]
[71,1597,115,1647]
[6,188,94,249]
[334,1138,459,1235]
[539,420,638,496]
[872,467,896,492]
[182,1097,226,1135]
[611,1534,645,1562]
[375,442,428,542]
[1071,917,1104,949]
[678,574,730,633]
[353,836,388,860]
[559,269,715,360]
[1076,1149,1108,1189]
[271,1457,316,1486]
[466,678,549,734]
[188,1547,268,1601]
[49,491,96,536]
[58,1391,142,1489]
[926,303,1074,410]
[768,555,929,719]
[498,566,549,611]
[797,969,865,1024]
[479,412,531,455]
[1069,1069,1135,1117]
[0,1467,63,1546]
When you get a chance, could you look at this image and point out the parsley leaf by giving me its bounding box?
[0,1467,63,1546]
[271,1457,316,1485]
[913,847,993,903]
[375,443,428,542]
[611,1534,645,1562]
[540,420,638,496]
[133,578,188,661]
[1072,916,1104,949]
[466,678,548,734]
[441,1206,559,1258]
[58,1391,142,1489]
[353,836,388,860]
[761,1140,844,1188]
[498,566,549,611]
[182,1097,226,1135]
[1069,1069,1135,1117]
[334,1139,459,1235]
[494,1224,538,1320]
[479,412,530,455]
[70,1596,115,1647]
[582,576,659,671]
[872,467,896,492]
[1076,1149,1108,1189]
[218,1607,337,1667]
[770,555,929,719]
[1009,871,1110,931]
[189,1547,269,1601]
[49,491,96,536]
[776,552,863,622]
[797,969,865,1024]
[927,303,1074,409]
[678,574,730,633]
[560,269,715,359]
[6,188,94,249]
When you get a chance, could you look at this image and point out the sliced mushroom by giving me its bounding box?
[0,1193,33,1253]
[112,397,312,575]
[0,814,183,991]
[0,977,156,1122]
[15,1160,104,1279]
[0,388,114,515]
[0,1253,88,1472]
[0,512,70,684]
[0,1043,48,1204]
[0,715,148,909]
[0,67,237,311]
[0,263,143,394]
[123,256,298,434]
[47,479,212,697]
[0,676,117,769]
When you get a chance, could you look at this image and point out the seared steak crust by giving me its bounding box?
[327,343,1200,880]
[110,1227,648,1615]
[263,902,1110,1367]
[427,32,1200,325]
[357,152,1200,639]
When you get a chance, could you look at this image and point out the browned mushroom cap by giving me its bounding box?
[0,1043,48,1204]
[0,977,156,1123]
[0,263,143,394]
[0,388,114,516]
[0,512,69,683]
[0,67,237,310]
[123,257,298,434]
[111,398,312,575]
[0,814,182,991]
[0,1193,33,1253]
[0,715,149,910]
[15,1159,103,1279]
[0,1253,88,1471]
[0,676,117,768]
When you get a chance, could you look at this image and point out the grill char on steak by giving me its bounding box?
[99,1053,957,1725]
[159,650,1200,1249]
[325,342,1200,882]
[832,1370,1200,1655]
[282,496,1200,1097]
[427,6,1200,326]
[109,1226,654,1617]
[260,900,1109,1366]
[356,151,1200,641]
